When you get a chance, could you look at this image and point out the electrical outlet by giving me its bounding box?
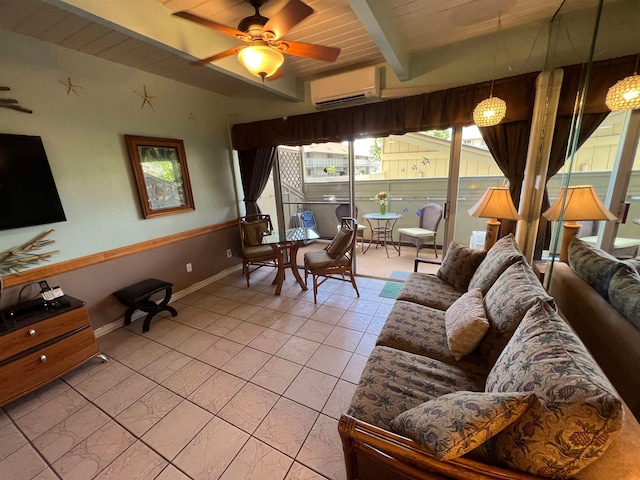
[226,249,232,258]
[186,263,192,273]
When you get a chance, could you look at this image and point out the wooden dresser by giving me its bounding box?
[0,296,103,407]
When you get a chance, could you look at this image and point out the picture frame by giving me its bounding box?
[124,135,195,219]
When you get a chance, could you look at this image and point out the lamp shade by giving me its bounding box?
[468,187,521,220]
[543,185,617,222]
[606,74,640,111]
[473,96,507,127]
[237,45,284,78]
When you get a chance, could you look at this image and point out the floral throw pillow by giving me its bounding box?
[436,242,487,292]
[391,391,534,460]
[445,288,489,360]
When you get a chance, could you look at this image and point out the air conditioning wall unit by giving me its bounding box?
[310,66,380,109]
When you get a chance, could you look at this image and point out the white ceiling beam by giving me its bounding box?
[348,0,410,81]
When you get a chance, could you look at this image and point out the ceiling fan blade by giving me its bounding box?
[262,0,313,40]
[173,11,245,38]
[281,41,340,62]
[191,47,245,66]
[0,98,18,103]
[1,104,32,114]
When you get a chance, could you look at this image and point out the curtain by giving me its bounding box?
[238,147,277,215]
[479,120,533,236]
[533,112,610,256]
[232,72,539,150]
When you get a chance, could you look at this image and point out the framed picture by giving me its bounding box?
[124,135,195,219]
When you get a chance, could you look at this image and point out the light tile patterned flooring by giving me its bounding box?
[0,267,396,480]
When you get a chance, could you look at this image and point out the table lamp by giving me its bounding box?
[468,187,521,250]
[543,185,617,263]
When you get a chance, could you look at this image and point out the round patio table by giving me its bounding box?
[363,212,403,258]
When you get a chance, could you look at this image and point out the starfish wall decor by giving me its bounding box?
[59,77,83,96]
[134,85,156,111]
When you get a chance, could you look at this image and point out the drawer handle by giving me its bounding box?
[29,329,36,336]
[40,355,47,362]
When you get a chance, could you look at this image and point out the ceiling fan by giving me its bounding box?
[174,0,341,79]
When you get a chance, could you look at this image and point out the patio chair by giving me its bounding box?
[239,214,279,287]
[397,203,443,258]
[335,204,367,249]
[304,217,360,303]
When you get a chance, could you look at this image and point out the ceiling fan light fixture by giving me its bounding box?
[238,44,284,78]
[473,96,507,127]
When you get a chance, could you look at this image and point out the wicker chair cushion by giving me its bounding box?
[327,227,354,258]
[304,250,350,269]
[243,244,276,259]
[242,219,270,246]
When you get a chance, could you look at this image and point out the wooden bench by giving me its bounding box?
[113,278,177,333]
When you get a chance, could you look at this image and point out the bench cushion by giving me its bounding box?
[113,278,172,303]
[486,301,624,478]
[348,346,484,431]
[396,273,463,311]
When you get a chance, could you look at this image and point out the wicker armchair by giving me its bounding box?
[239,214,279,287]
[397,203,443,258]
[303,217,360,303]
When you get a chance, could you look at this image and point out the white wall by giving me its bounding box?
[0,29,245,263]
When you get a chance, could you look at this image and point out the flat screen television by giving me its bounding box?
[0,133,66,231]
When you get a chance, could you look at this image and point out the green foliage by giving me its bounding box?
[423,129,452,140]
[369,138,382,161]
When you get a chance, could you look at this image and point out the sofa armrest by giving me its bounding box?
[338,414,543,480]
[414,258,442,272]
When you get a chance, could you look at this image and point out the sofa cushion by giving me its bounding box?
[396,273,463,311]
[625,258,640,274]
[486,301,624,479]
[569,237,624,301]
[608,265,640,331]
[348,346,484,431]
[479,261,556,365]
[436,242,487,292]
[468,234,525,294]
[376,301,488,376]
[391,391,534,461]
[445,289,489,361]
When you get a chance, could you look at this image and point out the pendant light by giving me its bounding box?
[606,55,640,111]
[473,10,507,127]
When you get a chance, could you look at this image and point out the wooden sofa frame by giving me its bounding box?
[338,414,542,480]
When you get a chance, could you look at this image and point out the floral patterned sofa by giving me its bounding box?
[339,234,640,480]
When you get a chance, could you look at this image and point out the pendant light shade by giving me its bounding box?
[473,96,507,127]
[606,73,640,111]
[237,45,284,78]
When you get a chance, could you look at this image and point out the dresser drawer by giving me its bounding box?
[0,307,91,363]
[0,327,100,406]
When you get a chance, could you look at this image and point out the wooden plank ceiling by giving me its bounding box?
[0,0,619,100]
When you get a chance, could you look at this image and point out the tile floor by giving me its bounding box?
[0,267,398,480]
